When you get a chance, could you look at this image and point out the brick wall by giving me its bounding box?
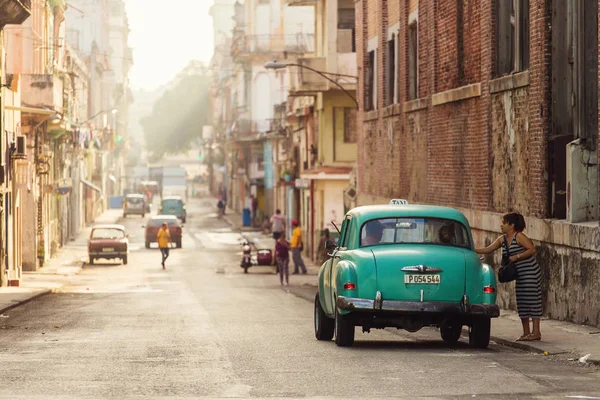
[357,0,553,216]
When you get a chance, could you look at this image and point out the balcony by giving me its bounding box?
[286,0,317,5]
[232,34,315,59]
[20,74,64,113]
[0,0,31,28]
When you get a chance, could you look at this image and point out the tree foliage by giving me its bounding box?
[142,64,211,161]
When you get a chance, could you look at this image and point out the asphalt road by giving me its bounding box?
[0,199,599,399]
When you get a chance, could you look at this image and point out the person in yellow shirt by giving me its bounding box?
[290,220,307,274]
[157,222,171,269]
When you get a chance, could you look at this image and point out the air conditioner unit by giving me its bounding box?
[14,135,26,158]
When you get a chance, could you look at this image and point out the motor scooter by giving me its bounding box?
[240,237,273,274]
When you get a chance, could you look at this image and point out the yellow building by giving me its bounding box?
[287,0,358,260]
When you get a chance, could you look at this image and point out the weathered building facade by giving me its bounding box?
[356,0,600,326]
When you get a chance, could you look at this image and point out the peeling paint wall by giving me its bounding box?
[490,87,531,214]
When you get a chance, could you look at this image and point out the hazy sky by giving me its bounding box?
[125,0,214,91]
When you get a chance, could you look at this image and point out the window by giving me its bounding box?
[334,108,357,144]
[386,34,397,106]
[360,218,471,249]
[344,108,357,143]
[366,50,376,110]
[495,0,529,76]
[408,22,418,100]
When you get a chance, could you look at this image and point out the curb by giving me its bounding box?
[0,290,52,315]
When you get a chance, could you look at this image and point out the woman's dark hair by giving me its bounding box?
[503,212,526,232]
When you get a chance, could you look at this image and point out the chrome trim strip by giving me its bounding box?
[401,265,443,273]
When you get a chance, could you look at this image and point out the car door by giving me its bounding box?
[325,216,351,314]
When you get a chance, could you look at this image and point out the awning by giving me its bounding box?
[301,166,352,181]
[81,179,102,193]
[4,105,56,116]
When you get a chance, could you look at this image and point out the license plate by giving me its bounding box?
[102,248,114,252]
[404,274,440,284]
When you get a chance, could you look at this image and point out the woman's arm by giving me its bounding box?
[510,232,537,261]
[475,236,502,255]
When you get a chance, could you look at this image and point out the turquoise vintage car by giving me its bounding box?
[314,204,499,348]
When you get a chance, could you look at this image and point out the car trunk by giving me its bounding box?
[371,245,466,302]
[90,239,126,251]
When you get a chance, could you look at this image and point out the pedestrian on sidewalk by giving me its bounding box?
[317,228,331,264]
[157,222,171,269]
[251,194,258,226]
[475,212,543,341]
[275,232,290,286]
[291,220,307,274]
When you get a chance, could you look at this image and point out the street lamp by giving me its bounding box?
[264,60,359,107]
[82,108,118,124]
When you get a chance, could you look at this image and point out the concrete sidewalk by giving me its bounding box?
[0,208,123,314]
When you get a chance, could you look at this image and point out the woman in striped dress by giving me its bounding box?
[476,212,543,341]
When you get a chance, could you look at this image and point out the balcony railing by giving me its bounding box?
[232,34,315,57]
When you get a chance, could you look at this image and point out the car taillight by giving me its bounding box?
[483,286,495,294]
[343,282,356,290]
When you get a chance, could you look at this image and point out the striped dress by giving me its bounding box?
[502,234,543,318]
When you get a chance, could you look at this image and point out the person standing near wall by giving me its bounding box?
[290,220,307,274]
[475,212,543,341]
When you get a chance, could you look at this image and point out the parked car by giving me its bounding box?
[123,193,146,218]
[88,224,129,265]
[144,215,182,249]
[159,196,186,223]
[314,203,499,348]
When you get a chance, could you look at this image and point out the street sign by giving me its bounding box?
[295,178,309,189]
[390,199,408,205]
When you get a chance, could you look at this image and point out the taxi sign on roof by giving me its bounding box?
[390,199,409,205]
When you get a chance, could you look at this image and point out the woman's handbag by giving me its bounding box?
[498,235,518,283]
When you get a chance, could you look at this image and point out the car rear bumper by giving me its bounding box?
[89,251,127,258]
[336,295,500,318]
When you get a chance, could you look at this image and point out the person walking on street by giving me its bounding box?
[157,222,171,269]
[251,194,258,226]
[275,232,290,286]
[291,220,307,274]
[270,210,285,265]
[475,212,543,341]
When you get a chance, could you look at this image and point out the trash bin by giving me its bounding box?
[242,208,252,227]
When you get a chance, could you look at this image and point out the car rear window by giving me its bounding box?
[91,228,125,239]
[149,219,179,227]
[162,199,183,207]
[360,218,470,249]
[126,196,143,204]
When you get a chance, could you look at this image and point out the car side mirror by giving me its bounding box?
[325,240,337,251]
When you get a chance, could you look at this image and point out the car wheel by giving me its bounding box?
[314,293,334,341]
[122,256,128,265]
[176,240,182,249]
[243,266,249,274]
[145,241,150,249]
[440,323,462,343]
[469,317,491,348]
[89,257,94,265]
[334,307,355,347]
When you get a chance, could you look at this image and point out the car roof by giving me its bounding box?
[92,224,125,230]
[126,193,144,197]
[162,196,182,200]
[347,204,470,227]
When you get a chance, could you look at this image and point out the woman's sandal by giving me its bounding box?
[526,334,542,341]
[516,334,531,341]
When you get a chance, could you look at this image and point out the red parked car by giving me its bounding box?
[144,215,182,249]
[88,224,129,265]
